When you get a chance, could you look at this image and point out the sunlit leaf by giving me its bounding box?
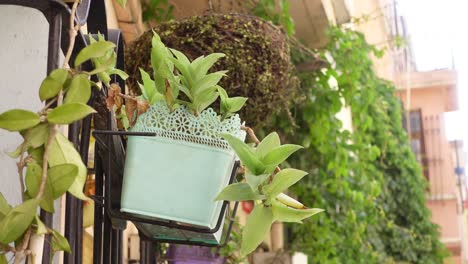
[272,200,323,223]
[0,109,40,132]
[34,215,48,235]
[215,183,264,201]
[25,163,54,213]
[256,132,281,159]
[240,204,274,256]
[64,74,91,104]
[245,173,270,191]
[0,199,39,244]
[23,123,49,149]
[47,103,96,125]
[261,144,303,171]
[74,41,116,67]
[52,229,71,253]
[48,164,79,199]
[39,77,62,101]
[139,68,156,101]
[264,169,308,199]
[0,193,11,220]
[192,53,225,80]
[221,133,265,175]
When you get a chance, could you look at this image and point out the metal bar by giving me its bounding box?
[102,212,112,264]
[111,229,122,264]
[103,114,113,264]
[93,145,104,264]
[93,130,157,137]
[140,240,155,264]
[40,5,62,264]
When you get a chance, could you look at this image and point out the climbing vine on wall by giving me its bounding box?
[275,26,448,263]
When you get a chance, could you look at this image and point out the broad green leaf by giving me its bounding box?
[74,41,116,67]
[108,69,129,80]
[97,72,111,86]
[29,147,44,164]
[49,133,88,200]
[221,133,265,175]
[48,164,78,199]
[52,229,71,253]
[139,68,156,101]
[193,71,227,95]
[256,132,281,159]
[264,169,308,199]
[39,77,62,101]
[170,48,191,65]
[194,89,218,114]
[192,53,225,80]
[25,162,54,212]
[245,173,270,192]
[64,74,91,104]
[0,109,40,132]
[49,69,71,87]
[241,204,274,256]
[0,193,11,220]
[0,198,39,244]
[215,183,264,201]
[272,200,323,223]
[47,103,96,124]
[226,97,247,113]
[34,215,48,235]
[23,123,49,149]
[88,52,116,75]
[261,144,303,170]
[0,254,6,264]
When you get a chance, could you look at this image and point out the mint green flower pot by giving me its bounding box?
[120,103,244,244]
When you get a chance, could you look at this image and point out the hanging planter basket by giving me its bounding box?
[120,102,245,244]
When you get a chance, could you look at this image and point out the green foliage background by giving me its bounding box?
[270,27,448,263]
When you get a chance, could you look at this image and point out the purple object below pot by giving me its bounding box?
[166,245,225,264]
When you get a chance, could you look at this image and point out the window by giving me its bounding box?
[403,109,429,179]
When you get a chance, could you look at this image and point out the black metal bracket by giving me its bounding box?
[92,129,240,247]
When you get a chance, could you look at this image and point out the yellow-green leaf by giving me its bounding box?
[261,144,303,172]
[0,193,11,220]
[52,229,71,253]
[74,41,116,67]
[272,200,323,223]
[49,133,89,201]
[256,132,281,159]
[25,163,54,213]
[264,169,308,199]
[0,199,39,244]
[245,173,270,191]
[64,74,91,104]
[0,109,40,132]
[221,133,265,175]
[47,103,96,125]
[0,254,6,264]
[48,164,78,199]
[23,123,49,149]
[34,215,48,235]
[39,76,62,101]
[215,183,264,201]
[241,204,274,256]
[49,68,70,87]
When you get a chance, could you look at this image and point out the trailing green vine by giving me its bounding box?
[275,26,447,263]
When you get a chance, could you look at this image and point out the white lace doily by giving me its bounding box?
[131,102,245,150]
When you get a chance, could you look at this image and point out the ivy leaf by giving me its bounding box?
[52,229,71,253]
[39,77,62,101]
[0,193,11,220]
[215,183,264,201]
[0,198,39,244]
[240,204,274,256]
[0,109,40,132]
[264,169,308,199]
[74,41,116,67]
[261,144,303,172]
[221,133,265,175]
[256,132,281,159]
[47,103,96,124]
[49,133,89,201]
[34,215,48,235]
[245,173,270,191]
[64,74,91,104]
[271,200,323,223]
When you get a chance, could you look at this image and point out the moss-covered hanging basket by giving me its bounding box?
[125,13,299,127]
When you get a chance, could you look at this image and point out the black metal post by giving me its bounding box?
[93,145,104,264]
[140,240,156,264]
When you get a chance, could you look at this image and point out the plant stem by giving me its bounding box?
[36,126,57,200]
[16,149,27,201]
[62,0,81,69]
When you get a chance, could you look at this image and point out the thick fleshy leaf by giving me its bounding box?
[49,68,70,87]
[39,77,62,101]
[264,169,308,199]
[226,97,248,113]
[241,204,274,256]
[139,68,156,101]
[245,173,270,191]
[193,71,227,95]
[194,89,218,114]
[221,133,265,175]
[49,133,88,200]
[48,164,79,199]
[74,41,116,67]
[52,229,71,253]
[108,69,129,80]
[64,74,91,104]
[25,163,54,213]
[215,183,264,201]
[0,193,11,220]
[0,199,39,244]
[0,109,40,132]
[276,193,305,209]
[23,123,49,149]
[261,144,303,170]
[256,132,281,159]
[34,215,48,235]
[272,200,323,223]
[192,53,225,80]
[47,103,96,125]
